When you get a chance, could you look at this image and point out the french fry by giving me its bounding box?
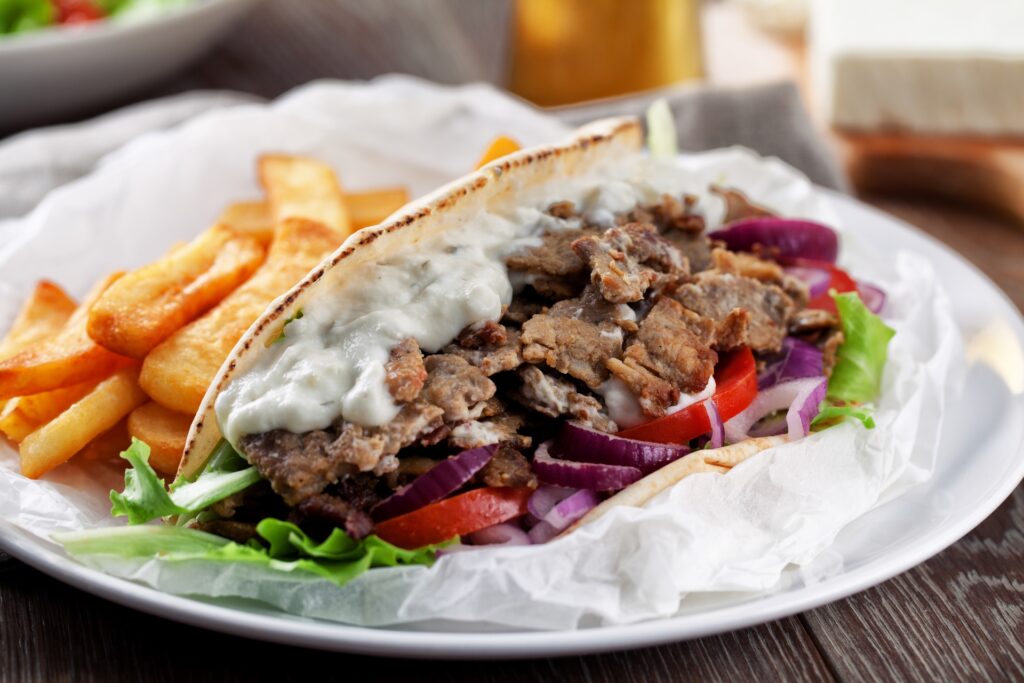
[218,201,274,246]
[87,224,265,358]
[259,155,351,239]
[346,187,410,229]
[19,368,147,478]
[127,402,192,476]
[76,418,132,466]
[0,280,77,413]
[141,218,341,414]
[0,280,77,361]
[475,135,521,169]
[221,187,412,238]
[0,273,132,401]
[0,381,96,442]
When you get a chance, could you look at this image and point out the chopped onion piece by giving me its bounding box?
[528,489,600,543]
[758,337,824,389]
[724,377,827,443]
[710,218,839,263]
[527,485,577,521]
[555,421,689,475]
[533,441,642,491]
[371,445,496,522]
[784,264,832,298]
[468,522,531,547]
[857,282,886,314]
[704,400,723,449]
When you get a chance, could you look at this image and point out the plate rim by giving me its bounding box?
[1,189,1022,659]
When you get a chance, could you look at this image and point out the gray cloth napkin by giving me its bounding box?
[0,81,845,220]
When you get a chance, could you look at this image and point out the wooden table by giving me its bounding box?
[2,2,1023,680]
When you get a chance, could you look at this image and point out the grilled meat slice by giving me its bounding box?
[671,272,793,353]
[420,354,496,422]
[514,364,617,432]
[385,337,427,403]
[571,223,688,303]
[606,298,717,417]
[477,445,537,489]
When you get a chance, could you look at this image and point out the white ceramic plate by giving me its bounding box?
[0,0,259,130]
[1,189,1021,659]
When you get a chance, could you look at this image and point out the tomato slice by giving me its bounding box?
[787,257,857,313]
[616,347,757,445]
[373,486,532,550]
[55,0,104,24]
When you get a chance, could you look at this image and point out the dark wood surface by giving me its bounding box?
[2,2,1024,681]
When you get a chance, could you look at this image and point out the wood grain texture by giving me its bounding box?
[0,556,833,683]
[803,488,1024,683]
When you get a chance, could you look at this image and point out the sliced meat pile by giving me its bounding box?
[233,189,820,536]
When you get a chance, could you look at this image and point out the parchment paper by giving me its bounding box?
[0,76,961,629]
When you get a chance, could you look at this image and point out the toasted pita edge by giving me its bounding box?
[179,116,644,479]
[565,435,790,535]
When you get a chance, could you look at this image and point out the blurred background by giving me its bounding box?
[1,0,1021,290]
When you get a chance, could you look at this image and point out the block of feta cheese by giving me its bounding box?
[810,0,1024,135]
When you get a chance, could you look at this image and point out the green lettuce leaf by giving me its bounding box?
[811,404,876,430]
[110,438,260,525]
[827,291,896,404]
[811,291,895,431]
[646,99,678,159]
[0,0,54,35]
[55,520,442,588]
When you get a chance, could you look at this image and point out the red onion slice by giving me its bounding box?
[371,444,497,522]
[857,282,886,314]
[532,441,642,491]
[527,489,600,543]
[709,218,839,263]
[554,421,689,474]
[758,337,824,389]
[527,485,577,521]
[467,522,531,546]
[724,377,827,443]
[703,400,724,449]
[784,264,832,298]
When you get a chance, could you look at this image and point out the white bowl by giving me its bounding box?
[0,0,260,131]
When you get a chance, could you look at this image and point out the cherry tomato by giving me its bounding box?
[786,257,857,313]
[54,0,104,24]
[616,347,757,444]
[373,486,532,550]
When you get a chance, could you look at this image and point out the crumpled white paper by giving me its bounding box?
[0,76,961,629]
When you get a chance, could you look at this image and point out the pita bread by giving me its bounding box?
[567,435,789,534]
[179,116,644,478]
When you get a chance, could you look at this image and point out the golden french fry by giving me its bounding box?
[0,280,77,361]
[0,273,133,401]
[218,201,274,246]
[19,368,147,478]
[76,418,132,466]
[347,187,410,229]
[0,381,96,442]
[87,224,265,359]
[0,280,77,414]
[259,154,350,239]
[127,402,192,476]
[475,135,521,169]
[141,218,341,414]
